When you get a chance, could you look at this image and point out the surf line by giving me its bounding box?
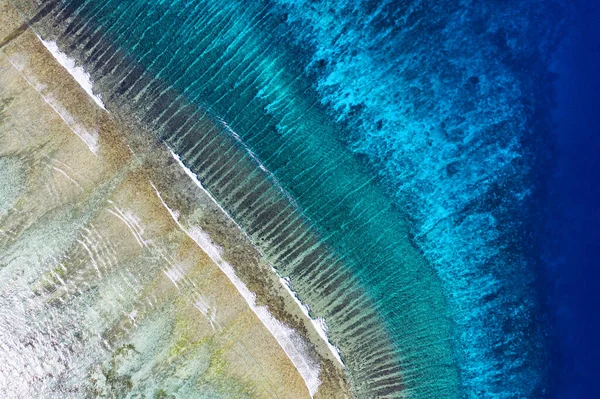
[36,34,107,111]
[151,179,321,397]
[168,147,344,367]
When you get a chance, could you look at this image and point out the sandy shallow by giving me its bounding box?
[0,2,350,397]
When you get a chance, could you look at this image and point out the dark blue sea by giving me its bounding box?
[16,0,600,396]
[545,0,600,397]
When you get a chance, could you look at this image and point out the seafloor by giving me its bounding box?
[0,3,350,397]
[1,0,576,397]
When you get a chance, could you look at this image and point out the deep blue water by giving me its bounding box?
[545,1,600,396]
[16,0,600,397]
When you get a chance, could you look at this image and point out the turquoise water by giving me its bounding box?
[19,0,565,397]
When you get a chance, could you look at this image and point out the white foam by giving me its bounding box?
[106,206,149,248]
[169,149,243,231]
[45,96,100,155]
[168,147,345,367]
[193,295,220,332]
[163,264,186,287]
[280,277,344,366]
[151,183,321,397]
[219,119,299,208]
[6,55,101,155]
[37,36,106,111]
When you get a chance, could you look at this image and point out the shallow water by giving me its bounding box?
[7,0,578,397]
[0,27,325,398]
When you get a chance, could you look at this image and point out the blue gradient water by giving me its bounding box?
[13,0,599,397]
[545,1,600,396]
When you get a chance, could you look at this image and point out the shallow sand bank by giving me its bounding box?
[0,3,350,397]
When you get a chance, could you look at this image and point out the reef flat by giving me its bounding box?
[0,3,350,397]
[2,0,564,397]
[9,0,467,396]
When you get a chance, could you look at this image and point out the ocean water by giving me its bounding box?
[11,0,596,397]
[544,1,600,397]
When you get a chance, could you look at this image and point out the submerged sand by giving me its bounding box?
[0,2,350,397]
